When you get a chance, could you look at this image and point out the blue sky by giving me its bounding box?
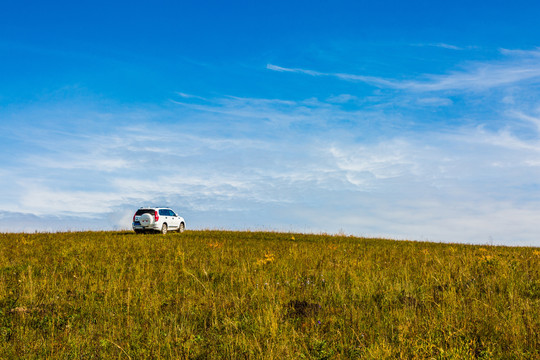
[2,1,540,246]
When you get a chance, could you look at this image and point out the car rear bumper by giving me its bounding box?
[132,223,159,231]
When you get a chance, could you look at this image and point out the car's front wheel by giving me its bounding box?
[161,223,168,235]
[178,222,185,233]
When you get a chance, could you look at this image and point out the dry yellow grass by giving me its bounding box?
[0,230,538,359]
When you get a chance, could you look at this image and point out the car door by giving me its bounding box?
[168,209,181,229]
[159,209,168,225]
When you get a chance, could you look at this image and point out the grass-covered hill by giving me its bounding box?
[1,231,539,359]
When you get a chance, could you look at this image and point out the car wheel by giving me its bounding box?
[178,222,185,233]
[161,223,168,235]
[134,229,142,234]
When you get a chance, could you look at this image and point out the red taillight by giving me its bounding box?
[154,210,159,221]
[133,213,136,222]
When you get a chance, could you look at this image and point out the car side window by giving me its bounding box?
[168,210,176,216]
[159,209,167,216]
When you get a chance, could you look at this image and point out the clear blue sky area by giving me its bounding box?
[1,1,540,245]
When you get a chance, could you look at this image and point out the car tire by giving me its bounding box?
[178,222,185,233]
[161,223,168,235]
[134,229,142,234]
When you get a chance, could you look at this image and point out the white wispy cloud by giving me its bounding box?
[431,43,463,50]
[499,47,540,57]
[412,42,465,50]
[267,63,400,88]
[176,92,209,101]
[268,48,540,92]
[415,97,453,107]
[510,111,540,133]
[326,94,360,104]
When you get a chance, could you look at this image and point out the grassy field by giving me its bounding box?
[0,230,539,359]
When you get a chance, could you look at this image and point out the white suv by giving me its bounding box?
[132,207,185,234]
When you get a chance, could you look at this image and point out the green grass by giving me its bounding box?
[0,230,539,359]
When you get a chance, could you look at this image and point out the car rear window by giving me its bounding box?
[135,209,155,215]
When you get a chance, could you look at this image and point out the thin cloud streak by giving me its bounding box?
[267,63,399,88]
[430,43,463,50]
[267,49,540,92]
[411,42,465,50]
